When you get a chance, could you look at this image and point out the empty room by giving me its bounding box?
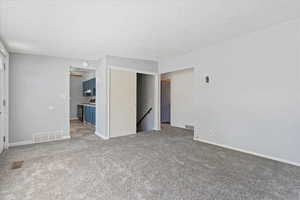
[0,1,300,199]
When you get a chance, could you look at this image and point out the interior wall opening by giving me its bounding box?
[109,68,157,137]
[136,73,155,133]
[69,67,96,138]
[160,79,171,129]
[160,68,194,132]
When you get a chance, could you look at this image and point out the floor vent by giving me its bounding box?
[11,161,24,169]
[33,131,64,144]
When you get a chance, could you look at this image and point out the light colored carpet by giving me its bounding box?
[0,127,299,200]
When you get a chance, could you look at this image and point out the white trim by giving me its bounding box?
[0,49,8,57]
[110,65,157,75]
[9,140,33,147]
[5,56,9,150]
[70,117,78,120]
[193,137,300,167]
[61,135,71,140]
[67,67,71,139]
[9,135,71,147]
[0,54,9,150]
[154,74,161,130]
[109,132,137,138]
[95,131,109,140]
[160,66,195,75]
[106,67,110,138]
[68,65,97,140]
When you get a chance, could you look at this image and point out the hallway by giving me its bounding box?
[70,120,95,138]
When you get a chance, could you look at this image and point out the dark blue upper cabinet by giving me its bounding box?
[82,78,96,96]
[84,106,88,121]
[87,80,92,97]
[82,81,87,96]
[92,78,96,96]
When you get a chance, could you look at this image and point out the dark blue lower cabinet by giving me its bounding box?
[87,106,91,123]
[94,107,96,125]
[84,106,96,125]
[84,106,90,123]
[84,106,88,122]
[91,107,96,125]
[90,108,94,125]
[88,107,91,122]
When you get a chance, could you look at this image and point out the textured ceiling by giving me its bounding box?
[1,0,300,60]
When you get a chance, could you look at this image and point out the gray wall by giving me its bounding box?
[159,18,300,165]
[8,53,157,142]
[70,76,88,119]
[0,40,9,149]
[9,53,87,143]
[106,55,158,74]
[137,73,155,132]
[95,58,108,138]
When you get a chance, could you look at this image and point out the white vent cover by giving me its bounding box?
[33,131,64,144]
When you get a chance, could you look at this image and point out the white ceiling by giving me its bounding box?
[1,0,300,60]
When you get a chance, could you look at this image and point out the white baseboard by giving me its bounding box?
[70,117,78,120]
[95,132,109,140]
[9,135,71,147]
[193,137,300,167]
[62,135,71,140]
[9,140,33,147]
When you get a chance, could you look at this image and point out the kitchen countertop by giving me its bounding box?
[78,103,96,107]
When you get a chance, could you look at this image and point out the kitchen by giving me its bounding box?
[69,67,96,137]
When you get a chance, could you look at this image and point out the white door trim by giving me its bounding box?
[68,66,97,139]
[3,54,9,150]
[0,54,7,152]
[110,65,157,75]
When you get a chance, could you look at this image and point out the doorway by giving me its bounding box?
[69,67,96,138]
[160,68,194,131]
[136,73,155,133]
[160,79,171,129]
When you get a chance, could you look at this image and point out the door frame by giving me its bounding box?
[67,66,97,138]
[160,79,171,124]
[0,51,9,151]
[107,66,160,138]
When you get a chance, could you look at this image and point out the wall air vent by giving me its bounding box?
[33,131,64,144]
